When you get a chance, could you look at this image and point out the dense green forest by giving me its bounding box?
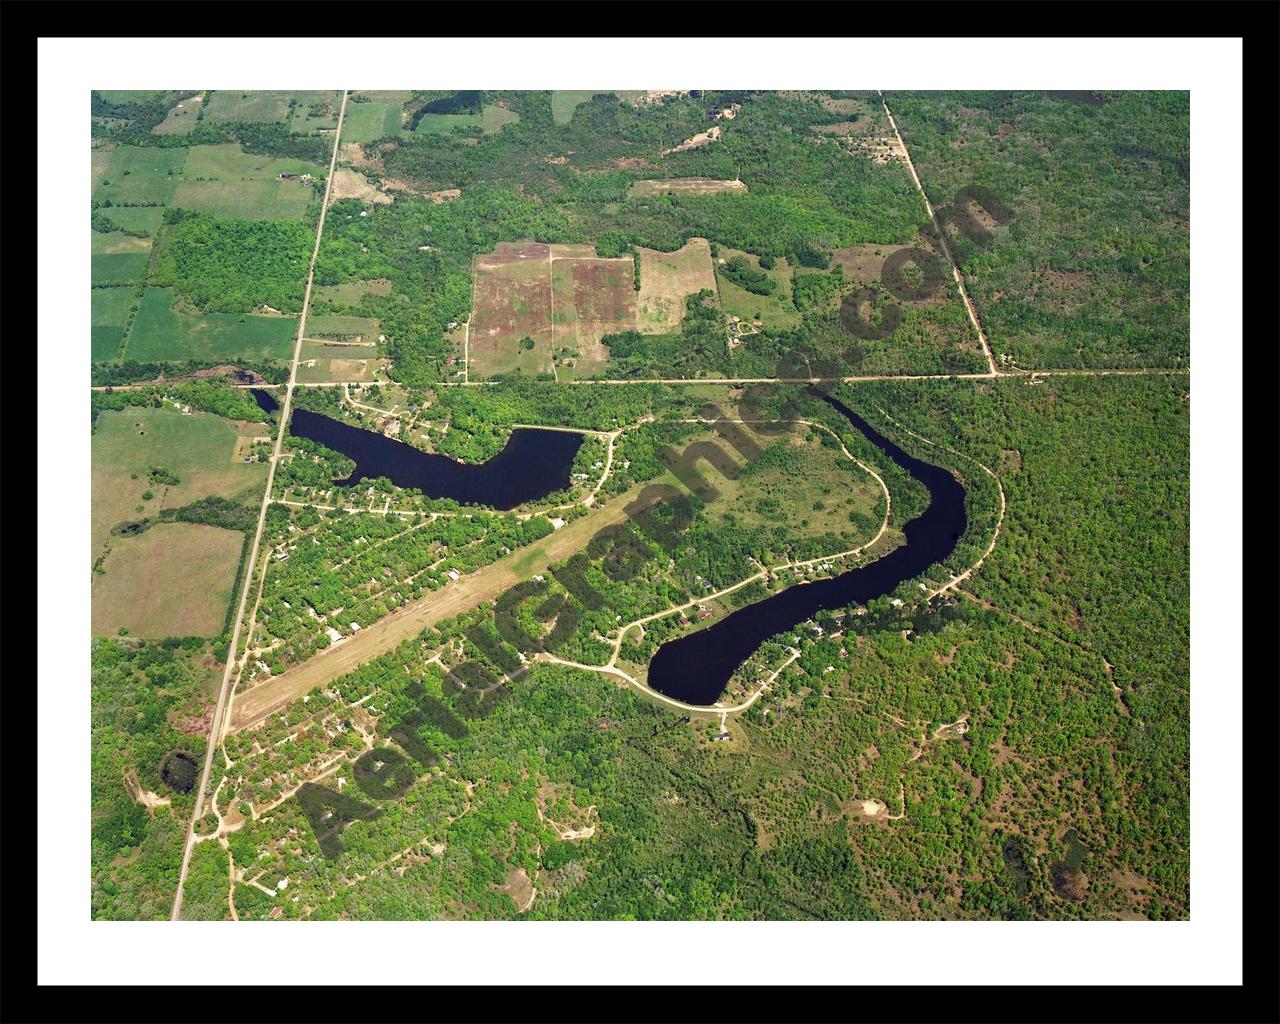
[884,91,1189,368]
[91,637,217,919]
[91,379,270,426]
[150,210,314,313]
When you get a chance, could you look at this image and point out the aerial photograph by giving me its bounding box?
[86,86,1190,924]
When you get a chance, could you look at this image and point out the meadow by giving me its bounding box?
[124,288,297,362]
[92,523,246,638]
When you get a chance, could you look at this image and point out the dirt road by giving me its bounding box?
[227,480,652,730]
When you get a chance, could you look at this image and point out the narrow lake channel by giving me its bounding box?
[645,389,968,706]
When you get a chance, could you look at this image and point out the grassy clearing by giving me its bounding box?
[152,93,204,135]
[100,206,166,234]
[306,314,379,339]
[183,143,321,180]
[172,179,314,220]
[636,238,718,332]
[707,425,884,559]
[91,406,269,554]
[125,287,297,362]
[92,231,151,256]
[412,104,520,136]
[93,523,245,638]
[202,90,290,124]
[93,145,188,206]
[295,356,384,383]
[91,252,150,286]
[551,91,601,125]
[713,247,802,330]
[313,278,392,306]
[288,91,343,133]
[341,100,405,144]
[628,178,748,198]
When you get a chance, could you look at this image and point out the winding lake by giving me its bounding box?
[288,408,584,511]
[646,389,968,706]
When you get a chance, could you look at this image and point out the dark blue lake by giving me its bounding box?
[288,408,584,511]
[646,389,968,706]
[249,388,280,413]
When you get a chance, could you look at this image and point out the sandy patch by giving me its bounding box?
[330,167,392,205]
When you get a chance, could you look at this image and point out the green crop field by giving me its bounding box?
[91,406,268,555]
[91,252,150,286]
[183,143,321,180]
[125,287,297,362]
[411,104,520,136]
[551,90,600,125]
[341,100,404,144]
[172,179,314,220]
[98,206,166,234]
[91,287,136,362]
[92,145,187,206]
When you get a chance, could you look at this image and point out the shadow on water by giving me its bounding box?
[288,408,584,511]
[646,388,968,706]
[249,388,280,414]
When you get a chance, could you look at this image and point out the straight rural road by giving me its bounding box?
[169,90,351,922]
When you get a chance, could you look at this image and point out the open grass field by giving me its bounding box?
[100,206,166,234]
[151,93,204,135]
[551,90,601,125]
[289,92,343,133]
[706,424,885,559]
[636,238,718,332]
[469,242,555,377]
[341,100,405,144]
[551,256,636,376]
[713,247,803,330]
[91,252,150,286]
[183,143,321,180]
[125,287,297,363]
[91,287,136,362]
[305,314,379,339]
[313,278,392,306]
[295,355,385,383]
[628,178,749,198]
[92,145,188,206]
[92,231,151,257]
[202,90,293,124]
[91,406,269,555]
[411,104,520,136]
[91,145,114,188]
[172,179,314,220]
[92,524,245,638]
